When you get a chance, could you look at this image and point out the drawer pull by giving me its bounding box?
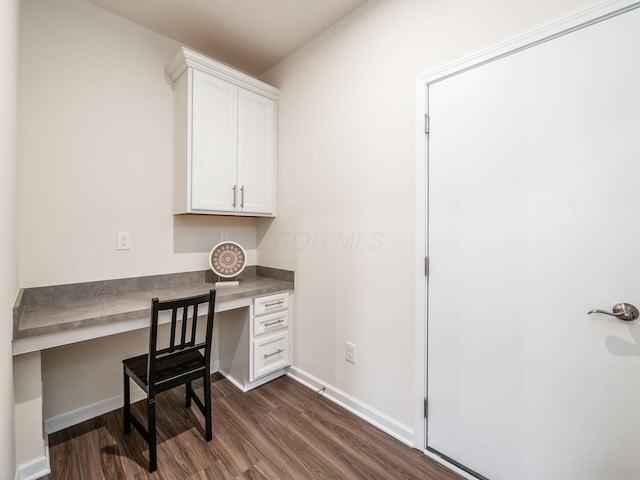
[264,319,284,327]
[264,300,285,308]
[264,348,284,359]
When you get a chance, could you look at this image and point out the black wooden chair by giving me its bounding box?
[122,289,216,472]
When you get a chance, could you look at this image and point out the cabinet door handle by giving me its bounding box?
[264,348,284,359]
[264,300,285,308]
[240,185,245,209]
[232,185,237,208]
[264,319,284,327]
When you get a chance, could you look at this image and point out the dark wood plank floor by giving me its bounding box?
[41,374,464,480]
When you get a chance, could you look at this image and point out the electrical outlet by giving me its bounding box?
[346,342,356,364]
[116,231,130,250]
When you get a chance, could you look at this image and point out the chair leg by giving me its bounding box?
[148,396,157,472]
[123,367,131,435]
[185,381,192,408]
[204,372,212,441]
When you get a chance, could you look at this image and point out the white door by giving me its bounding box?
[191,70,238,212]
[427,7,640,480]
[237,89,275,215]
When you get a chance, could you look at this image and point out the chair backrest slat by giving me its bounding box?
[169,308,177,351]
[190,304,199,347]
[180,305,188,347]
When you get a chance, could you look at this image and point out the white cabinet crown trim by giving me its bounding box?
[166,47,279,100]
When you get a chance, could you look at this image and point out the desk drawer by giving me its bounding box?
[252,332,290,380]
[253,309,289,336]
[254,292,289,316]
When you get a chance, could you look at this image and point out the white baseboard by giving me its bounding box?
[286,366,414,447]
[218,367,289,393]
[44,390,146,435]
[217,368,248,392]
[45,360,221,434]
[15,437,50,480]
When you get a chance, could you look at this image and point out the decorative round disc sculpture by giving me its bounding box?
[209,241,247,278]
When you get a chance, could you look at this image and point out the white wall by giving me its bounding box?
[258,0,600,429]
[1,0,18,476]
[18,0,257,289]
[18,0,258,420]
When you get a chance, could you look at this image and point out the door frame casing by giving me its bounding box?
[412,0,640,451]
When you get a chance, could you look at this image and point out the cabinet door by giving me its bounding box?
[237,89,275,215]
[191,70,238,212]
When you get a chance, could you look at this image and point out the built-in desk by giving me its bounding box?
[12,267,294,479]
[13,268,293,354]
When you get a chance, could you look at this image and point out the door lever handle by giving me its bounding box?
[588,303,639,321]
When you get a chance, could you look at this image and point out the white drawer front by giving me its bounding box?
[254,292,289,316]
[252,332,290,380]
[254,309,289,336]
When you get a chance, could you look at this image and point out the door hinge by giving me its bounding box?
[425,256,429,276]
[424,114,430,134]
[424,397,428,418]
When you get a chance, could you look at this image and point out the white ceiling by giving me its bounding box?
[85,0,368,76]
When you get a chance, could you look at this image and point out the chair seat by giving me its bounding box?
[123,349,206,389]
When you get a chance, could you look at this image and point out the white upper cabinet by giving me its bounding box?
[166,48,278,216]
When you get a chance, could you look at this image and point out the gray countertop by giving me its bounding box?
[13,268,294,340]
